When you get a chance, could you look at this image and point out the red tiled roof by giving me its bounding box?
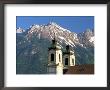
[64,64,94,74]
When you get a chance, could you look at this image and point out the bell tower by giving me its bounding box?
[47,35,63,74]
[63,45,75,69]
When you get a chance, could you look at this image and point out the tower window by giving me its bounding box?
[51,54,54,61]
[59,54,60,62]
[72,58,74,65]
[65,58,68,65]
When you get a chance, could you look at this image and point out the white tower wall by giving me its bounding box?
[63,53,75,69]
[48,49,63,74]
[70,54,75,66]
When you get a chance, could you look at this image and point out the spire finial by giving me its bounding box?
[52,31,57,46]
[53,31,56,40]
[54,32,55,40]
[66,45,70,52]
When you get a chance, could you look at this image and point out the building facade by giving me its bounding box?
[47,38,75,74]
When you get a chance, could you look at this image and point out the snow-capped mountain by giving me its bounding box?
[16,22,94,74]
[16,27,25,33]
[78,29,94,47]
[22,22,94,48]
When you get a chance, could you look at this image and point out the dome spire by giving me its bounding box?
[48,31,61,50]
[53,31,56,40]
[66,45,70,52]
[52,31,57,46]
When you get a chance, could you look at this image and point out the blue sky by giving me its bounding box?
[16,16,94,33]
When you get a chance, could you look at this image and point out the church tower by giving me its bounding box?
[47,37,63,74]
[63,45,75,69]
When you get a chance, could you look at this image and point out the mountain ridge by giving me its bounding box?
[16,22,94,74]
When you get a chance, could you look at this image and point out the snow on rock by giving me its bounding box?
[89,36,94,43]
[68,39,75,46]
[17,22,94,48]
[16,27,25,33]
[49,22,71,33]
[58,36,65,40]
[38,33,41,39]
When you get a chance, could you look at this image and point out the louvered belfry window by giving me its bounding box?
[65,58,68,65]
[59,54,60,62]
[51,54,54,61]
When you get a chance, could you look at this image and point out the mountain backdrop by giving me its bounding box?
[16,22,94,74]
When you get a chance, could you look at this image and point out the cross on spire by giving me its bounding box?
[53,31,56,40]
[52,31,57,46]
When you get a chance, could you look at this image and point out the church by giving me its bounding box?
[47,37,94,74]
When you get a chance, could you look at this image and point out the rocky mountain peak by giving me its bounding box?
[16,22,94,74]
[17,22,94,48]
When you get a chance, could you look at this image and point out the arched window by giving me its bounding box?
[51,54,54,61]
[59,54,60,62]
[65,58,68,65]
[72,58,74,65]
